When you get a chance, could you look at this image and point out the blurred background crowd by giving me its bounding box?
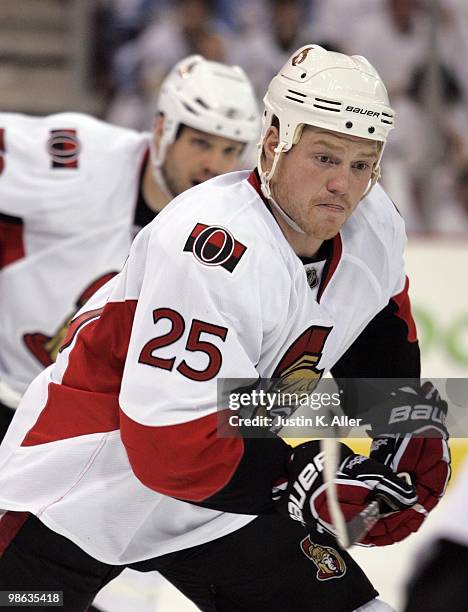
[1,0,467,235]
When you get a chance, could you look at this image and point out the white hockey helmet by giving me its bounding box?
[153,55,260,166]
[258,45,395,228]
[261,44,394,149]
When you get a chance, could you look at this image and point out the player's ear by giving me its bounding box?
[263,126,280,167]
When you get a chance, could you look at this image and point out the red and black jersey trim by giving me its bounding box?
[0,127,5,175]
[331,279,420,417]
[121,408,291,513]
[316,234,342,303]
[331,292,419,380]
[247,169,271,210]
[21,299,137,447]
[247,170,342,300]
[59,307,105,353]
[0,213,25,270]
[391,276,417,342]
[133,148,157,229]
[0,511,30,557]
[191,435,292,514]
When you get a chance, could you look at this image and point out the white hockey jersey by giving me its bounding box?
[0,170,410,564]
[0,113,149,399]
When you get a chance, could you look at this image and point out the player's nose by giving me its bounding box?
[326,166,351,196]
[201,150,230,178]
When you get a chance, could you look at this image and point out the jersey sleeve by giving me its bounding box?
[119,222,291,513]
[331,274,419,378]
[0,111,145,217]
[0,113,78,217]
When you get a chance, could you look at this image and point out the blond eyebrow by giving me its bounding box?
[312,139,378,159]
[354,151,379,159]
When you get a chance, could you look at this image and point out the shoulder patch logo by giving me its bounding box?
[300,536,347,581]
[47,129,81,169]
[183,223,247,273]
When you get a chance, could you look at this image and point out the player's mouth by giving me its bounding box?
[316,203,346,213]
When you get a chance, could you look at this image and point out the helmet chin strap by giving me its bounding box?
[361,166,380,199]
[361,141,385,200]
[149,136,175,200]
[257,141,306,235]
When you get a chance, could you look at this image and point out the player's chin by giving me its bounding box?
[309,221,343,240]
[190,178,205,189]
[174,182,193,196]
[308,210,347,236]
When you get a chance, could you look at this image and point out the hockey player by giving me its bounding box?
[403,456,468,611]
[0,46,450,611]
[0,55,259,441]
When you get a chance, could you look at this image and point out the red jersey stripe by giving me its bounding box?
[0,511,30,556]
[21,299,137,446]
[392,276,418,342]
[0,214,25,270]
[316,233,342,303]
[120,410,244,501]
[21,382,121,446]
[59,307,105,353]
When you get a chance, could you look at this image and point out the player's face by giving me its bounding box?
[162,127,245,196]
[267,126,379,241]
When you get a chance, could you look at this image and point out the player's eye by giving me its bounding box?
[353,161,371,171]
[223,146,240,157]
[192,138,211,150]
[315,155,334,165]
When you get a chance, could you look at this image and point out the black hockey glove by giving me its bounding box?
[363,381,451,546]
[273,440,417,539]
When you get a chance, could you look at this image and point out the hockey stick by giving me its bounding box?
[343,470,425,546]
[321,436,386,547]
[321,437,351,547]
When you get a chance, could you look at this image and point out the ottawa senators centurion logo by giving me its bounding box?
[300,536,347,581]
[23,272,117,366]
[271,325,332,395]
[248,325,332,426]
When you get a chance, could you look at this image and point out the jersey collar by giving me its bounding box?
[247,170,342,303]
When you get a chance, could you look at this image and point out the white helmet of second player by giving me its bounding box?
[257,45,395,229]
[153,55,260,166]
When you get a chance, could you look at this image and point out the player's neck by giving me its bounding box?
[142,161,171,213]
[272,208,324,258]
